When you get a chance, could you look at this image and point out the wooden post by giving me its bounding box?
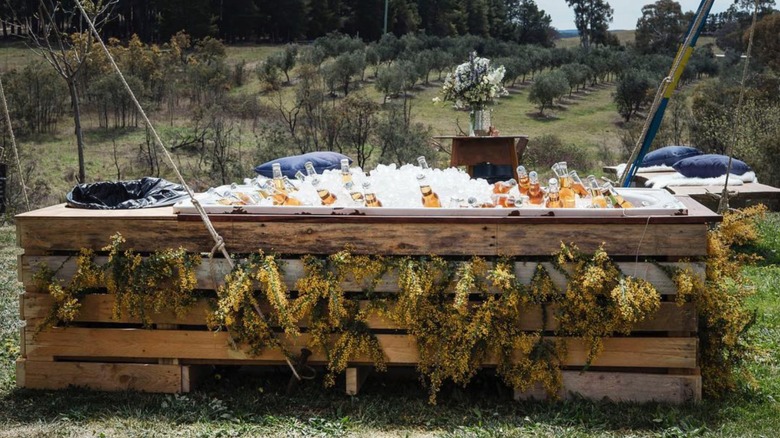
[346,367,371,396]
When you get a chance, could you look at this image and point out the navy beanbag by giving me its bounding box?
[255,152,352,178]
[641,146,702,167]
[673,154,752,178]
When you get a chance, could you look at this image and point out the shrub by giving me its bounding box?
[523,134,594,175]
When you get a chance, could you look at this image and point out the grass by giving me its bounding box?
[1,213,779,437]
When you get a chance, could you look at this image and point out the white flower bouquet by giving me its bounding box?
[437,52,508,110]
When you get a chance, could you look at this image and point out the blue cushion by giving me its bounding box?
[672,154,752,178]
[641,146,702,167]
[254,152,352,178]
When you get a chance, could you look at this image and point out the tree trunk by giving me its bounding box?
[68,81,86,183]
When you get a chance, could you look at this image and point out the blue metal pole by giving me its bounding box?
[621,0,715,187]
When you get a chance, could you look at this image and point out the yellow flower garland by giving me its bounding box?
[37,207,765,402]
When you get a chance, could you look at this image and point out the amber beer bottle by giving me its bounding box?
[362,182,383,207]
[603,183,634,208]
[569,170,589,197]
[346,182,365,205]
[528,171,544,205]
[545,178,564,208]
[516,166,530,195]
[552,162,575,208]
[417,174,442,207]
[492,178,518,194]
[587,175,608,208]
[268,185,302,206]
[311,177,337,205]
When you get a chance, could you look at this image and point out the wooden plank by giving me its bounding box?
[25,328,697,369]
[513,371,701,404]
[21,293,697,333]
[345,367,371,396]
[21,255,705,297]
[15,359,25,388]
[16,201,717,256]
[18,359,184,393]
[497,223,708,257]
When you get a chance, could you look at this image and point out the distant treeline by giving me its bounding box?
[1,0,561,45]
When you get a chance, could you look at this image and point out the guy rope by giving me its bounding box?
[72,0,308,381]
[0,75,30,212]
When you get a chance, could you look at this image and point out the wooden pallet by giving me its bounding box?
[15,198,718,403]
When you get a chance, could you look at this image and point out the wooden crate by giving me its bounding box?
[15,198,719,403]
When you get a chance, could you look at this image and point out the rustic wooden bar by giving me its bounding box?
[15,196,719,403]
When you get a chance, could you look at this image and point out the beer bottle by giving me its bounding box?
[603,183,634,208]
[552,162,575,208]
[528,171,544,205]
[268,185,302,206]
[569,170,589,197]
[304,161,317,177]
[311,177,337,205]
[417,156,430,170]
[545,178,564,208]
[417,174,442,208]
[346,182,365,205]
[587,175,608,208]
[493,178,518,194]
[340,158,352,186]
[517,166,530,196]
[272,163,286,193]
[362,182,383,207]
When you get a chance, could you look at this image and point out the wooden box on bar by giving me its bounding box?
[15,197,719,403]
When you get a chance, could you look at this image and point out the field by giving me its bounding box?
[0,214,778,437]
[1,39,779,437]
[0,41,628,207]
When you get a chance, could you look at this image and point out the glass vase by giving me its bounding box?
[468,107,491,136]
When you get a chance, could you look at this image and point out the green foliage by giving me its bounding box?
[1,63,66,135]
[523,134,594,173]
[256,59,282,91]
[565,0,615,51]
[528,70,569,115]
[322,51,366,97]
[613,69,653,122]
[375,97,434,167]
[750,13,780,72]
[635,0,689,56]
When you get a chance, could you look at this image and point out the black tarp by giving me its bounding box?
[66,177,188,209]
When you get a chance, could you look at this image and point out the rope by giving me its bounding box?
[71,0,232,268]
[71,0,303,380]
[718,0,760,214]
[620,0,715,187]
[0,76,30,211]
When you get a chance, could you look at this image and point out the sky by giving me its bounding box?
[544,1,732,30]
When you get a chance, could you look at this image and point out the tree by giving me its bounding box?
[565,0,614,52]
[613,69,653,122]
[322,51,366,97]
[506,0,556,47]
[339,93,379,167]
[749,13,780,72]
[635,0,690,56]
[26,0,115,183]
[528,70,569,115]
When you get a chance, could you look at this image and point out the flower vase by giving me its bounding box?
[469,108,490,136]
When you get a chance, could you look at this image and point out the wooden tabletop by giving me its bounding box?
[17,196,721,225]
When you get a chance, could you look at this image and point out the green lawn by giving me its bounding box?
[0,214,779,437]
